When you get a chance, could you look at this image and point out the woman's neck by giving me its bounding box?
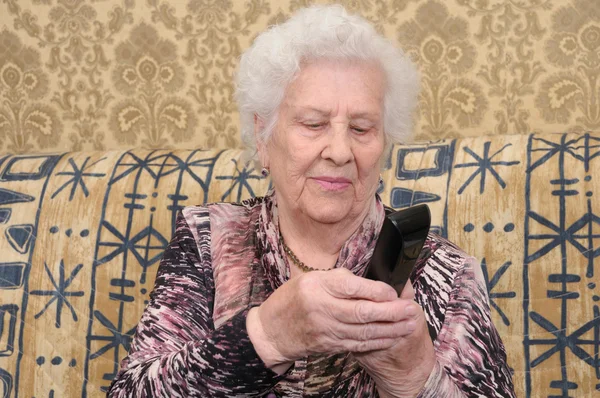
[276,197,373,273]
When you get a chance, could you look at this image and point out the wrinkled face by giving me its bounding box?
[257,58,385,225]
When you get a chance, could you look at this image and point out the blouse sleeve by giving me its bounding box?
[416,256,516,398]
[107,210,283,397]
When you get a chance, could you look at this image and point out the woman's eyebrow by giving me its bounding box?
[291,106,331,117]
[291,106,381,120]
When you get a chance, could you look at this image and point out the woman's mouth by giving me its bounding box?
[311,176,352,191]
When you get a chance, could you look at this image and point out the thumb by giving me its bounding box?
[400,279,415,300]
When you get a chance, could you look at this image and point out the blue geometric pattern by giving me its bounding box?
[0,263,26,289]
[0,153,65,398]
[393,141,456,239]
[0,155,8,171]
[395,145,452,180]
[84,150,224,393]
[390,187,441,209]
[30,261,85,328]
[51,157,106,201]
[481,258,516,326]
[0,188,34,206]
[0,140,599,396]
[454,142,520,194]
[391,135,600,396]
[88,310,136,392]
[0,367,12,397]
[97,219,169,284]
[0,155,60,181]
[0,305,18,357]
[216,159,266,202]
[5,224,34,254]
[524,133,600,397]
[0,208,12,224]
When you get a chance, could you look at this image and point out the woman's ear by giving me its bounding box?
[254,114,269,168]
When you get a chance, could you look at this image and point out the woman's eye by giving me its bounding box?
[352,126,368,134]
[304,123,326,130]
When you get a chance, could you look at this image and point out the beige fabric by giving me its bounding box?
[1,0,600,154]
[1,132,600,397]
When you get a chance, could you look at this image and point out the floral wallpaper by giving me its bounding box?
[0,0,599,154]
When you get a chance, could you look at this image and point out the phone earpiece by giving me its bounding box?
[365,204,431,295]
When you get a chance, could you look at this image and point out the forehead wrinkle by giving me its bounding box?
[348,111,381,120]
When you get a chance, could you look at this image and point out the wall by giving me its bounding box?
[0,0,599,154]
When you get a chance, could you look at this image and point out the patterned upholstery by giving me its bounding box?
[0,132,599,397]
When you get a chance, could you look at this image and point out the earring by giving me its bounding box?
[261,167,270,177]
[379,175,384,186]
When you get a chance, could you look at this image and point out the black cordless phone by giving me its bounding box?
[365,204,431,295]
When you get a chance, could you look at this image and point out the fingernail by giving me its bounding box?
[406,320,417,333]
[405,305,417,317]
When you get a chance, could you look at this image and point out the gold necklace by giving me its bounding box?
[279,233,332,272]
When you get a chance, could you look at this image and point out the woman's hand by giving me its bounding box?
[246,268,416,373]
[352,281,436,398]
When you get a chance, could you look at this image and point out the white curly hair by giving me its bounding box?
[235,4,419,157]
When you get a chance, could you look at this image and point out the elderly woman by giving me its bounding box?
[108,5,515,398]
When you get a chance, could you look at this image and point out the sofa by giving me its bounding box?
[1,131,599,397]
[2,0,600,395]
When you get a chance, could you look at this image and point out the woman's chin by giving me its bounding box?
[303,200,355,225]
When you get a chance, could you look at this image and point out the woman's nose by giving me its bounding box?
[321,124,353,165]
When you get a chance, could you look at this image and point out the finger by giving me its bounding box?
[322,269,397,302]
[329,298,412,324]
[400,280,415,300]
[346,338,398,353]
[334,321,412,341]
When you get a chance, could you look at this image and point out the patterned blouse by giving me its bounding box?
[108,194,515,397]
